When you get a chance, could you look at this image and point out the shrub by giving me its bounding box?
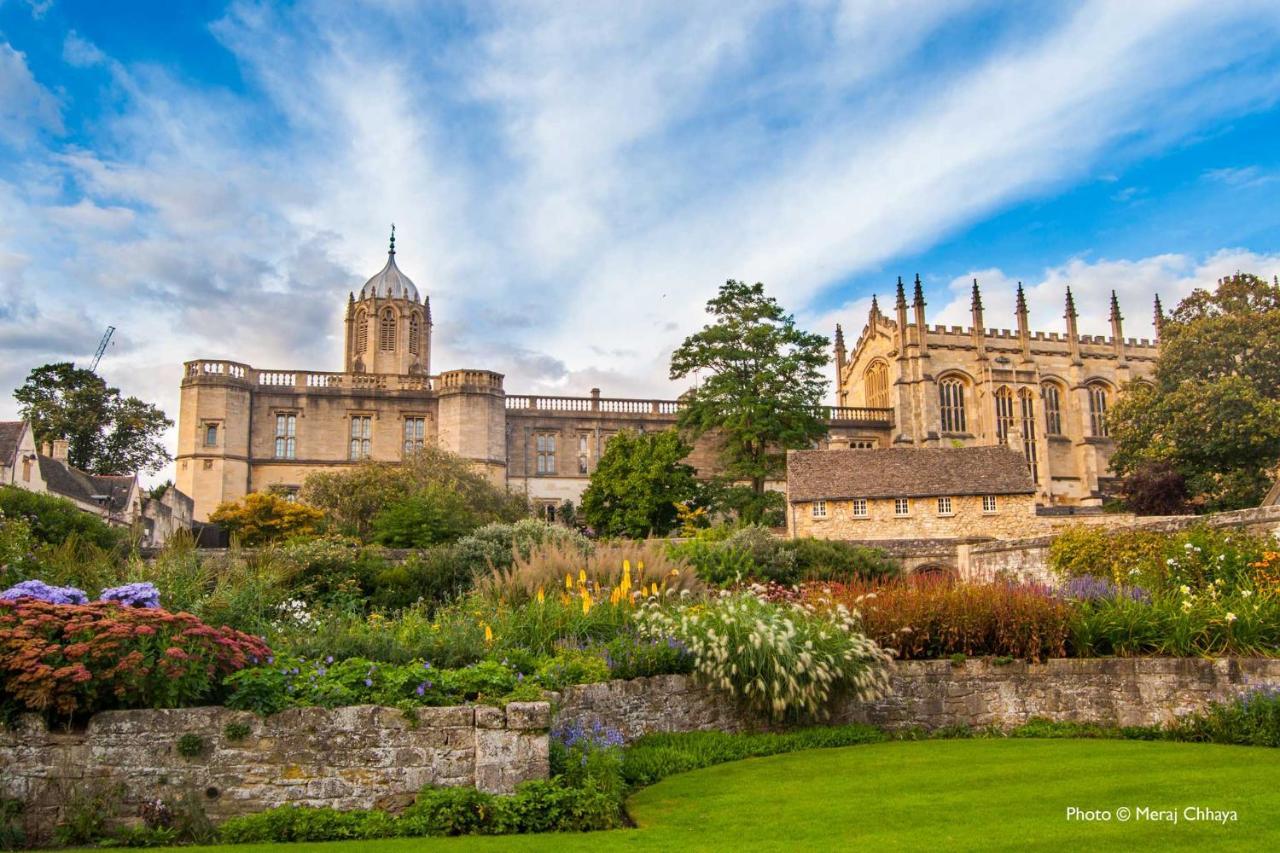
[638,592,892,719]
[785,538,901,583]
[816,577,1074,662]
[53,781,122,846]
[1168,688,1280,747]
[0,578,88,604]
[224,721,251,741]
[177,734,205,758]
[371,485,481,548]
[721,526,796,582]
[209,492,325,546]
[1071,589,1280,657]
[0,485,123,550]
[0,599,270,719]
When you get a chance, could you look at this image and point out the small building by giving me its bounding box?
[786,445,1038,541]
[0,421,45,493]
[38,442,143,528]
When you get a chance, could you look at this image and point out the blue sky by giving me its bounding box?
[2,1,1280,472]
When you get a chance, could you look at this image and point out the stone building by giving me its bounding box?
[786,446,1038,540]
[176,231,896,521]
[834,277,1159,506]
[0,421,42,492]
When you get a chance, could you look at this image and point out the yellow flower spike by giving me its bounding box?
[536,587,545,604]
[565,573,573,591]
[579,569,587,584]
[651,582,659,596]
[582,589,592,615]
[483,623,493,644]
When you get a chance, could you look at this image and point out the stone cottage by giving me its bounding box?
[785,445,1038,540]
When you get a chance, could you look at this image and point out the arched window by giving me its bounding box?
[939,377,967,433]
[355,311,368,353]
[409,313,420,355]
[1042,382,1063,436]
[379,309,396,351]
[1088,382,1110,437]
[994,387,1016,443]
[1019,388,1038,482]
[864,361,890,409]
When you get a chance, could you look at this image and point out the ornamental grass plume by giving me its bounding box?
[638,592,892,720]
[478,539,704,603]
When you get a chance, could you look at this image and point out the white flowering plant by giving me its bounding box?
[637,591,892,719]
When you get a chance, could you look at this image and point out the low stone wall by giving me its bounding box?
[1,702,550,843]
[557,659,1280,740]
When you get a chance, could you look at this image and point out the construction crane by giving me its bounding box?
[89,326,115,373]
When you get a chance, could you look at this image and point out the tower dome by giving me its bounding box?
[359,225,419,301]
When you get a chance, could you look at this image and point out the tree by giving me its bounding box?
[208,492,325,546]
[1110,273,1280,511]
[13,362,172,475]
[300,445,527,540]
[669,280,829,521]
[370,485,481,548]
[580,429,703,538]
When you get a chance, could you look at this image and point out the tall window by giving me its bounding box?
[577,434,590,475]
[1088,383,1110,437]
[204,423,218,447]
[274,414,296,459]
[1042,382,1063,436]
[349,416,372,459]
[535,433,557,474]
[355,311,368,353]
[379,309,396,351]
[939,378,967,433]
[409,313,420,355]
[864,362,890,409]
[403,417,425,455]
[1019,389,1038,482]
[994,387,1016,443]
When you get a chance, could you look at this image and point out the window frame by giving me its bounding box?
[349,415,372,460]
[894,497,910,517]
[851,498,868,518]
[1088,383,1110,437]
[273,414,296,460]
[936,496,953,516]
[204,422,219,448]
[812,500,828,518]
[534,432,557,475]
[1042,382,1063,436]
[402,416,426,456]
[939,377,967,434]
[982,495,998,514]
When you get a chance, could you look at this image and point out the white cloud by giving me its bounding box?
[0,42,61,145]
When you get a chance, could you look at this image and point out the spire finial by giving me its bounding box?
[1109,289,1123,323]
[912,273,925,307]
[389,223,396,256]
[1065,286,1078,319]
[1015,281,1027,314]
[895,275,907,309]
[970,278,983,311]
[835,323,846,348]
[870,294,880,316]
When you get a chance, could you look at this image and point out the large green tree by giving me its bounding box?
[669,280,829,521]
[579,429,702,538]
[13,362,172,475]
[1110,273,1280,511]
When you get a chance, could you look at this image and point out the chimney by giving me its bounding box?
[51,439,69,461]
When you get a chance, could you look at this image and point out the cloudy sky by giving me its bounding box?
[2,0,1280,480]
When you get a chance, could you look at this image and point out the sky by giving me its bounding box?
[2,0,1280,482]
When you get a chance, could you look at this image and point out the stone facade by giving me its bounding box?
[557,659,1280,741]
[0,702,550,844]
[835,278,1159,506]
[791,493,1040,541]
[177,236,894,521]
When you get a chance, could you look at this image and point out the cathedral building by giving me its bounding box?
[176,230,893,521]
[834,276,1160,506]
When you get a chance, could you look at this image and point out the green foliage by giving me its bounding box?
[300,446,527,541]
[580,429,703,538]
[1070,589,1280,657]
[53,781,122,846]
[1110,273,1280,511]
[176,733,205,758]
[621,724,886,788]
[0,797,24,851]
[223,720,251,741]
[371,484,481,547]
[669,280,829,518]
[0,485,123,550]
[14,362,172,475]
[669,527,897,586]
[208,492,325,546]
[1168,688,1280,747]
[786,537,901,583]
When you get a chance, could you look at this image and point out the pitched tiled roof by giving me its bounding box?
[37,456,137,514]
[787,446,1036,503]
[0,422,25,467]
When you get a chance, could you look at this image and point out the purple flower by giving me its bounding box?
[1,579,88,605]
[363,678,373,687]
[1057,575,1150,604]
[316,667,327,676]
[325,656,334,664]
[415,683,426,696]
[99,582,161,609]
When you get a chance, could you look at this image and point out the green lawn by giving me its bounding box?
[156,739,1280,851]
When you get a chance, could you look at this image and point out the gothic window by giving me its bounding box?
[1088,383,1110,437]
[350,416,372,459]
[355,311,368,353]
[535,433,557,475]
[849,439,877,449]
[864,361,890,409]
[403,417,426,455]
[994,386,1016,443]
[379,309,396,352]
[577,433,590,475]
[274,414,296,459]
[939,378,967,433]
[1019,388,1038,482]
[409,313,420,355]
[1042,382,1063,436]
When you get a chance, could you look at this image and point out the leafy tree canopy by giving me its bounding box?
[1110,273,1280,511]
[580,429,703,538]
[209,492,326,547]
[13,362,172,475]
[669,280,829,517]
[300,445,528,540]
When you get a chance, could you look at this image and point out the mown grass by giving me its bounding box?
[99,738,1280,852]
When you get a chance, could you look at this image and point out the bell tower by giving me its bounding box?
[344,225,432,375]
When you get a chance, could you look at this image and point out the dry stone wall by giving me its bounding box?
[557,659,1280,740]
[0,702,549,844]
